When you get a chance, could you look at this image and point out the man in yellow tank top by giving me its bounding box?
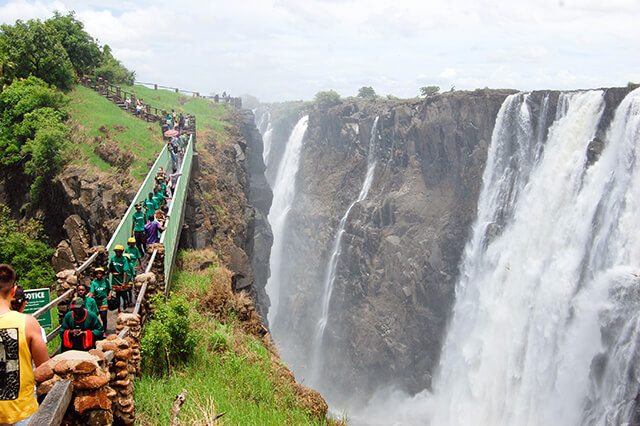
[0,264,49,425]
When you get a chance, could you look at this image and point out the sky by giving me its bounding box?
[1,0,639,102]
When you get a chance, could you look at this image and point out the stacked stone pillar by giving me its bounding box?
[116,313,142,376]
[34,351,114,425]
[96,336,136,424]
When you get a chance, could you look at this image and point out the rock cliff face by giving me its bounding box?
[180,110,273,320]
[268,90,516,402]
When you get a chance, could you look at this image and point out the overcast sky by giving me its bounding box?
[1,0,638,102]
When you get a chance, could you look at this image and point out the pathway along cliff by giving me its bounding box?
[254,86,640,424]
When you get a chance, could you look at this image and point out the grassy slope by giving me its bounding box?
[120,85,231,141]
[66,85,165,182]
[135,253,342,425]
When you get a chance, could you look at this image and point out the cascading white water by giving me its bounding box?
[265,115,309,325]
[309,117,380,386]
[254,109,274,170]
[424,88,640,426]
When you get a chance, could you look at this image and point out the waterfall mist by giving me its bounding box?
[350,88,640,425]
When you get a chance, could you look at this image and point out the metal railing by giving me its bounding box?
[161,135,195,292]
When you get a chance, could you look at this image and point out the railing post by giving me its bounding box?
[154,83,158,90]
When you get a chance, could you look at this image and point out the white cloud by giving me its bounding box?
[1,0,639,101]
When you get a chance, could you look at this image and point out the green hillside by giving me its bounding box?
[66,85,165,182]
[120,84,231,139]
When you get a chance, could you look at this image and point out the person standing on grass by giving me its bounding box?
[89,267,111,333]
[109,245,130,312]
[0,264,48,426]
[131,204,147,256]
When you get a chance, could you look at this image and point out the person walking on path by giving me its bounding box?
[125,238,141,307]
[76,284,99,317]
[60,297,103,352]
[109,245,131,312]
[131,204,147,256]
[89,267,111,332]
[143,192,158,222]
[145,214,168,245]
[0,264,49,425]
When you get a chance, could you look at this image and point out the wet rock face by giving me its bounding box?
[273,90,516,401]
[180,109,272,321]
[51,166,137,245]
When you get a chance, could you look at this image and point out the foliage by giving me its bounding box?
[0,204,55,290]
[45,11,102,77]
[140,294,198,375]
[67,85,163,180]
[0,18,75,90]
[0,76,69,202]
[0,12,134,89]
[93,45,135,85]
[314,90,341,108]
[420,85,440,97]
[357,86,377,99]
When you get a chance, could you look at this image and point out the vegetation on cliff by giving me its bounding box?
[0,11,133,90]
[0,204,55,289]
[135,251,343,425]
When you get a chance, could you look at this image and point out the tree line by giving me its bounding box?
[0,12,135,204]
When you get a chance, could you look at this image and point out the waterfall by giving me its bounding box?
[425,88,640,426]
[265,115,309,325]
[309,116,380,387]
[254,108,274,173]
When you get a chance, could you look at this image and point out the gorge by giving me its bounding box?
[253,85,640,424]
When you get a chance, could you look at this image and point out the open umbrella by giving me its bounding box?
[164,129,179,137]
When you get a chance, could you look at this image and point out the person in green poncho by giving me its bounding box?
[89,267,111,333]
[76,283,98,316]
[60,297,103,352]
[110,245,131,312]
[131,204,147,256]
[143,192,158,222]
[125,238,141,308]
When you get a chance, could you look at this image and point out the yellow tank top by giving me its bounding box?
[0,310,39,423]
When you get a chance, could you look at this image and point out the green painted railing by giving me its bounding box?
[105,144,172,253]
[161,134,194,292]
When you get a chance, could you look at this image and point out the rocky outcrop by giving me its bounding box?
[49,165,138,245]
[269,90,516,403]
[181,109,273,320]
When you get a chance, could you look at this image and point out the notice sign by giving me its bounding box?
[23,288,52,330]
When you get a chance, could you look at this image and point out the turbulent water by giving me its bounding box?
[256,88,640,425]
[309,117,380,387]
[265,115,309,325]
[421,89,640,425]
[254,108,274,182]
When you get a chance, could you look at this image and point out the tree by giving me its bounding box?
[0,76,69,202]
[0,204,55,290]
[45,11,102,77]
[93,45,135,85]
[314,90,341,107]
[357,86,377,99]
[0,19,75,90]
[419,86,440,97]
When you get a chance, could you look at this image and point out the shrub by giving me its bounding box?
[313,90,341,108]
[140,294,198,375]
[419,85,440,97]
[357,86,377,99]
[0,204,55,289]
